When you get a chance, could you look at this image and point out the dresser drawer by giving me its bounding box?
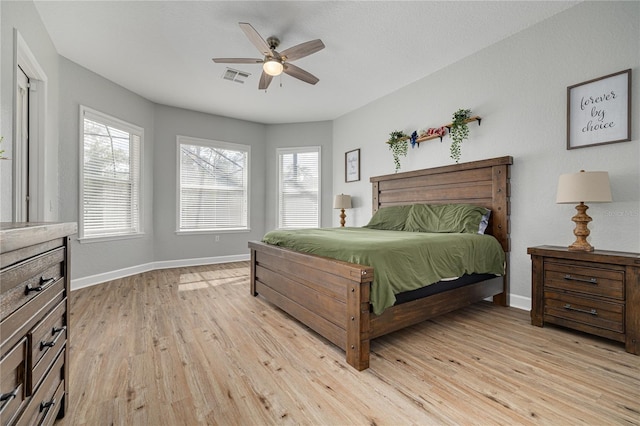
[545,290,624,334]
[0,338,27,426]
[14,349,65,426]
[544,260,624,300]
[37,380,64,426]
[29,300,67,393]
[0,280,66,354]
[0,247,65,321]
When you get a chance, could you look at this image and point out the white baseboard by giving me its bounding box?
[70,254,250,291]
[509,294,531,311]
[152,254,250,270]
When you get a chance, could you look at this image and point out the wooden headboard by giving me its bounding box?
[370,156,513,252]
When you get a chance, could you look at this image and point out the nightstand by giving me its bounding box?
[528,245,639,355]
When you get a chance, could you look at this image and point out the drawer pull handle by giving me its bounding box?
[0,388,18,402]
[39,398,56,412]
[24,283,43,295]
[564,274,597,284]
[563,304,597,316]
[40,326,66,350]
[40,276,56,286]
[40,340,56,351]
[24,277,56,295]
[52,325,67,336]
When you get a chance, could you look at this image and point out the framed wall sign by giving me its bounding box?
[567,69,631,149]
[345,149,360,182]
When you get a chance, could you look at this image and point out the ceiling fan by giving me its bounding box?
[212,22,325,90]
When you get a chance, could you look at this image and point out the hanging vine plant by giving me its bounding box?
[0,136,7,160]
[449,108,471,163]
[386,130,409,173]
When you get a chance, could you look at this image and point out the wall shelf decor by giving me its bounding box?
[381,116,481,145]
[383,112,481,165]
[415,116,482,145]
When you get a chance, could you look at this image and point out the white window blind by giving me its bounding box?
[80,106,142,239]
[277,147,321,229]
[178,137,249,232]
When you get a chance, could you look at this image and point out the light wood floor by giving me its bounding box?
[56,262,640,425]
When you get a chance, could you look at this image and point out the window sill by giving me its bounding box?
[78,232,145,244]
[175,228,250,236]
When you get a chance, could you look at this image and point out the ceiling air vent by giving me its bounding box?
[222,68,251,84]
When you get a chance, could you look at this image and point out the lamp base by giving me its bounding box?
[339,209,346,227]
[568,202,594,252]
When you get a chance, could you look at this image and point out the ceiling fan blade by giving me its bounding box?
[259,71,273,90]
[280,39,325,62]
[283,63,319,85]
[212,58,263,64]
[239,22,272,56]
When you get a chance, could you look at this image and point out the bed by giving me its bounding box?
[249,156,512,370]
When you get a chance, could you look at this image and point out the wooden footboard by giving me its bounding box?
[250,241,374,370]
[250,241,505,370]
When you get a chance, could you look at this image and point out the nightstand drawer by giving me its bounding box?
[544,261,624,300]
[545,291,624,334]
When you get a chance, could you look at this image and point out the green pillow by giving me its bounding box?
[404,204,490,234]
[363,205,412,231]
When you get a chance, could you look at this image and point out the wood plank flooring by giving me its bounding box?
[56,262,640,425]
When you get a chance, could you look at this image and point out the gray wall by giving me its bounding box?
[58,57,156,279]
[152,104,266,262]
[57,60,326,279]
[332,1,640,308]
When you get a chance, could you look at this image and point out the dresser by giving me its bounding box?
[1,222,76,425]
[528,245,639,355]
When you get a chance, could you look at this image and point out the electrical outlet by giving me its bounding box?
[215,235,220,242]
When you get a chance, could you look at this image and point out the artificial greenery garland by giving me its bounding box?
[0,136,7,160]
[449,109,471,163]
[387,130,408,173]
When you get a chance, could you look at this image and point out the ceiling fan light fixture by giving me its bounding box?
[263,59,283,76]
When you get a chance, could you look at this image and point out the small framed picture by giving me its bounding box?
[567,69,631,149]
[345,149,360,182]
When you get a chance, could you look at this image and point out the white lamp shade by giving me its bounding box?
[333,194,352,209]
[556,171,612,204]
[263,59,283,76]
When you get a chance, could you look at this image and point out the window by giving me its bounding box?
[277,147,321,229]
[178,136,249,232]
[80,106,143,240]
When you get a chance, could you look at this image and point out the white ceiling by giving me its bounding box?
[34,1,579,124]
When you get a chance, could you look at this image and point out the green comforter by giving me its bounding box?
[262,227,505,315]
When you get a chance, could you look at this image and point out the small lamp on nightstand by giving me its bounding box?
[556,170,612,252]
[333,194,352,227]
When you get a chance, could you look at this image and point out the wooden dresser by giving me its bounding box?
[1,222,76,425]
[528,245,640,355]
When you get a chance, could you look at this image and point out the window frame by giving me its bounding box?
[78,105,144,242]
[176,135,251,235]
[276,146,322,229]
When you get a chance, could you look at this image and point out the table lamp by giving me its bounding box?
[333,194,352,227]
[556,170,612,252]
